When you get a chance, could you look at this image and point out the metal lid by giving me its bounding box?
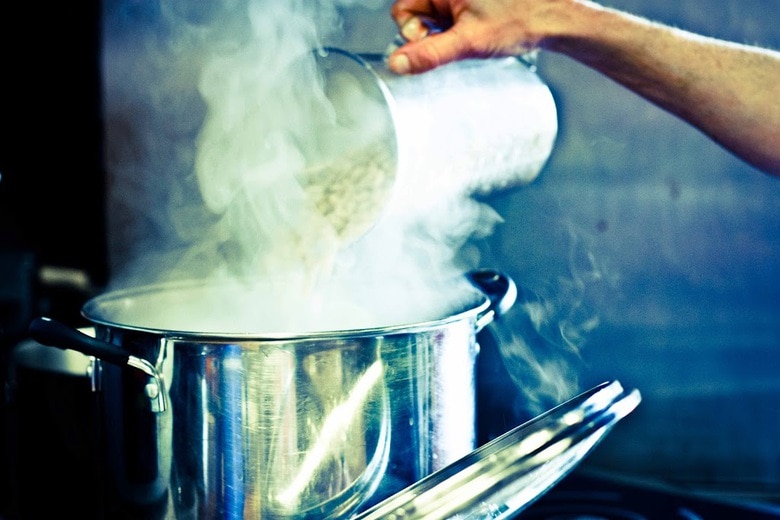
[355,380,641,520]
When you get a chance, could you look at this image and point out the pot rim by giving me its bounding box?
[82,277,491,340]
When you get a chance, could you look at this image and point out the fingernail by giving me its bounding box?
[389,54,411,74]
[401,17,428,41]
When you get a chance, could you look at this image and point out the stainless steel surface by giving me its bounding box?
[355,380,641,520]
[27,271,513,519]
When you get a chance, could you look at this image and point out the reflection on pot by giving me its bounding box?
[26,269,513,518]
[168,337,390,519]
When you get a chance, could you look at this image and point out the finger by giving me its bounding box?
[390,0,436,27]
[400,16,430,42]
[388,30,470,74]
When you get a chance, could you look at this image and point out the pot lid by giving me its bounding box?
[354,380,641,520]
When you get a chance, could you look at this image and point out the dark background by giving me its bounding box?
[1,2,107,516]
[1,0,108,334]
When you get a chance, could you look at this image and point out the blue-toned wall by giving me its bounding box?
[477,0,780,493]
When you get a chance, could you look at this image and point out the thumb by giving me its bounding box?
[388,30,469,74]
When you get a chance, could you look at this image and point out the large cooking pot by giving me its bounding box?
[27,269,516,519]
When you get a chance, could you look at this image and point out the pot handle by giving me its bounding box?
[467,269,518,331]
[28,317,167,413]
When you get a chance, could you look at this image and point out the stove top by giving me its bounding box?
[519,470,780,519]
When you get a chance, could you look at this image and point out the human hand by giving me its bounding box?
[387,0,552,74]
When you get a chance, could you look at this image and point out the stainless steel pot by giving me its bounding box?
[27,269,516,519]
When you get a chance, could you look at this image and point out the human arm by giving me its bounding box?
[387,0,780,176]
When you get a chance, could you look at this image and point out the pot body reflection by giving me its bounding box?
[95,316,479,519]
[72,280,492,519]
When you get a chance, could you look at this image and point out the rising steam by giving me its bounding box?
[103,0,553,319]
[101,0,586,413]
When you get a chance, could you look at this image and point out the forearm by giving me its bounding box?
[543,2,780,175]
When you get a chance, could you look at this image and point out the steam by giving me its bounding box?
[187,6,488,317]
[101,0,585,403]
[490,287,596,420]
[486,223,618,421]
[103,0,532,316]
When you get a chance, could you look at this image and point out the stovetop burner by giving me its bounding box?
[519,470,780,519]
